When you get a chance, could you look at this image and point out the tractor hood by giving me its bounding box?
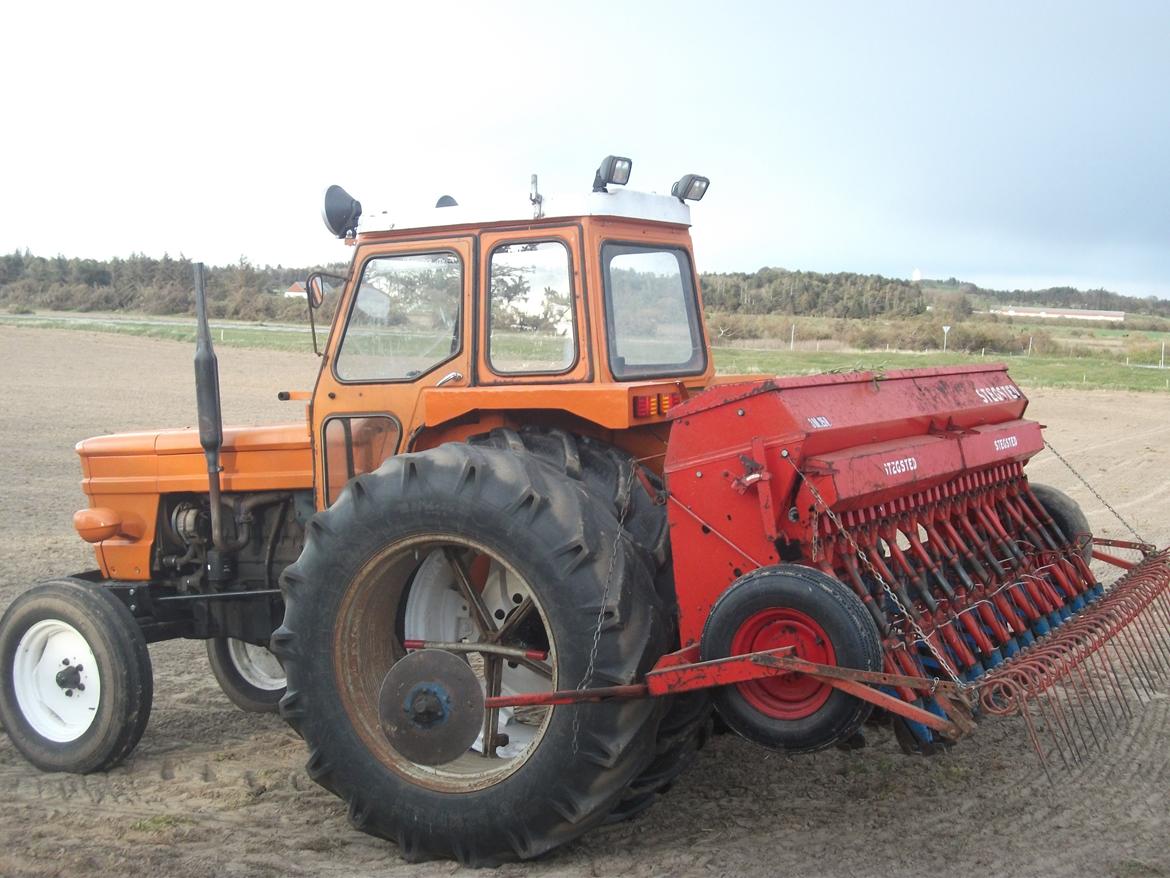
[76,423,314,497]
[73,423,313,580]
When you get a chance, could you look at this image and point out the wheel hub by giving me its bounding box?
[730,607,837,719]
[55,662,84,692]
[378,649,484,766]
[407,687,447,728]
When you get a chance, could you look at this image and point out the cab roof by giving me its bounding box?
[357,187,692,236]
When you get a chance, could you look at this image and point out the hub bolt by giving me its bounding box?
[409,690,445,727]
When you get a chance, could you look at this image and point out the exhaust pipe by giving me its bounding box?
[193,263,226,551]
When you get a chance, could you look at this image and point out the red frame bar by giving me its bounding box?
[484,645,974,739]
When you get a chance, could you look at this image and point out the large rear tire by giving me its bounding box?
[274,442,669,865]
[0,578,153,773]
[469,427,711,821]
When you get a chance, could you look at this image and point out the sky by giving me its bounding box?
[3,1,1169,296]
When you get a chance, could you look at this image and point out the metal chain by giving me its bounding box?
[782,454,969,689]
[573,466,639,751]
[810,506,821,563]
[1042,439,1145,544]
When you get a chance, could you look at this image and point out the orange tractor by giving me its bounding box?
[2,156,1168,865]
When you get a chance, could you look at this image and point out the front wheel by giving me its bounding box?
[206,637,286,713]
[0,579,153,772]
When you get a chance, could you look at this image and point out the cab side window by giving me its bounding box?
[323,416,401,505]
[488,241,576,374]
[335,251,462,382]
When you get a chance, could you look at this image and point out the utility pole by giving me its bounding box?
[790,324,795,351]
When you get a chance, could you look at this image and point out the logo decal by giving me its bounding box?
[976,384,1022,404]
[882,457,918,476]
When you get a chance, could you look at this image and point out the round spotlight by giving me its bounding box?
[322,185,362,238]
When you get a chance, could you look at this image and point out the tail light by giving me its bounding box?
[633,392,682,418]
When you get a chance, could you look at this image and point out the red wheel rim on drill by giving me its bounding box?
[730,608,836,719]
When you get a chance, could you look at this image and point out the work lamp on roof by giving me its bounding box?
[671,174,710,202]
[593,155,633,192]
[322,184,362,238]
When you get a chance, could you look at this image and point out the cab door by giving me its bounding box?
[311,236,474,508]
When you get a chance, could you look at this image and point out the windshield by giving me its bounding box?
[601,243,706,380]
[334,251,462,382]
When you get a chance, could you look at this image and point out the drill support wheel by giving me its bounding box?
[1030,482,1094,565]
[701,565,883,754]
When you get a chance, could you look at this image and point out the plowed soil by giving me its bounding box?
[1,326,1168,878]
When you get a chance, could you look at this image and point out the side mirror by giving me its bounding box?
[307,275,326,309]
[303,271,348,356]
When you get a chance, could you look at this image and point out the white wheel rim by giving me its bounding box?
[226,639,286,691]
[13,619,101,743]
[402,549,552,767]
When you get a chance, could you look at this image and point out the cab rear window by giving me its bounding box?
[601,244,706,380]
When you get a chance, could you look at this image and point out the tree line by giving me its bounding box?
[923,277,1170,319]
[2,249,1165,325]
[0,251,343,322]
[699,268,927,318]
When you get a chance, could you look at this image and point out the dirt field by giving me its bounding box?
[1,325,1168,878]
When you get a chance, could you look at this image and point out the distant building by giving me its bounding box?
[283,282,307,299]
[990,305,1124,323]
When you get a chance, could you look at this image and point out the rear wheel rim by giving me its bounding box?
[13,619,101,742]
[335,536,556,793]
[730,608,835,719]
[226,639,286,691]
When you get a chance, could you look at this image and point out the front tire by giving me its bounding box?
[206,637,286,713]
[274,443,669,865]
[0,579,153,773]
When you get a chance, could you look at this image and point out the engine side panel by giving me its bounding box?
[75,423,313,579]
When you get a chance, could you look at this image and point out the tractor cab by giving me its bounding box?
[304,157,715,507]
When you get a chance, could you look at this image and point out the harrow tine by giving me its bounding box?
[1037,687,1082,767]
[1090,639,1134,721]
[975,549,1170,773]
[1019,697,1056,784]
[1132,605,1170,672]
[1123,609,1165,685]
[1068,659,1111,749]
[1150,589,1170,633]
[1032,651,1096,764]
[1104,627,1151,705]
